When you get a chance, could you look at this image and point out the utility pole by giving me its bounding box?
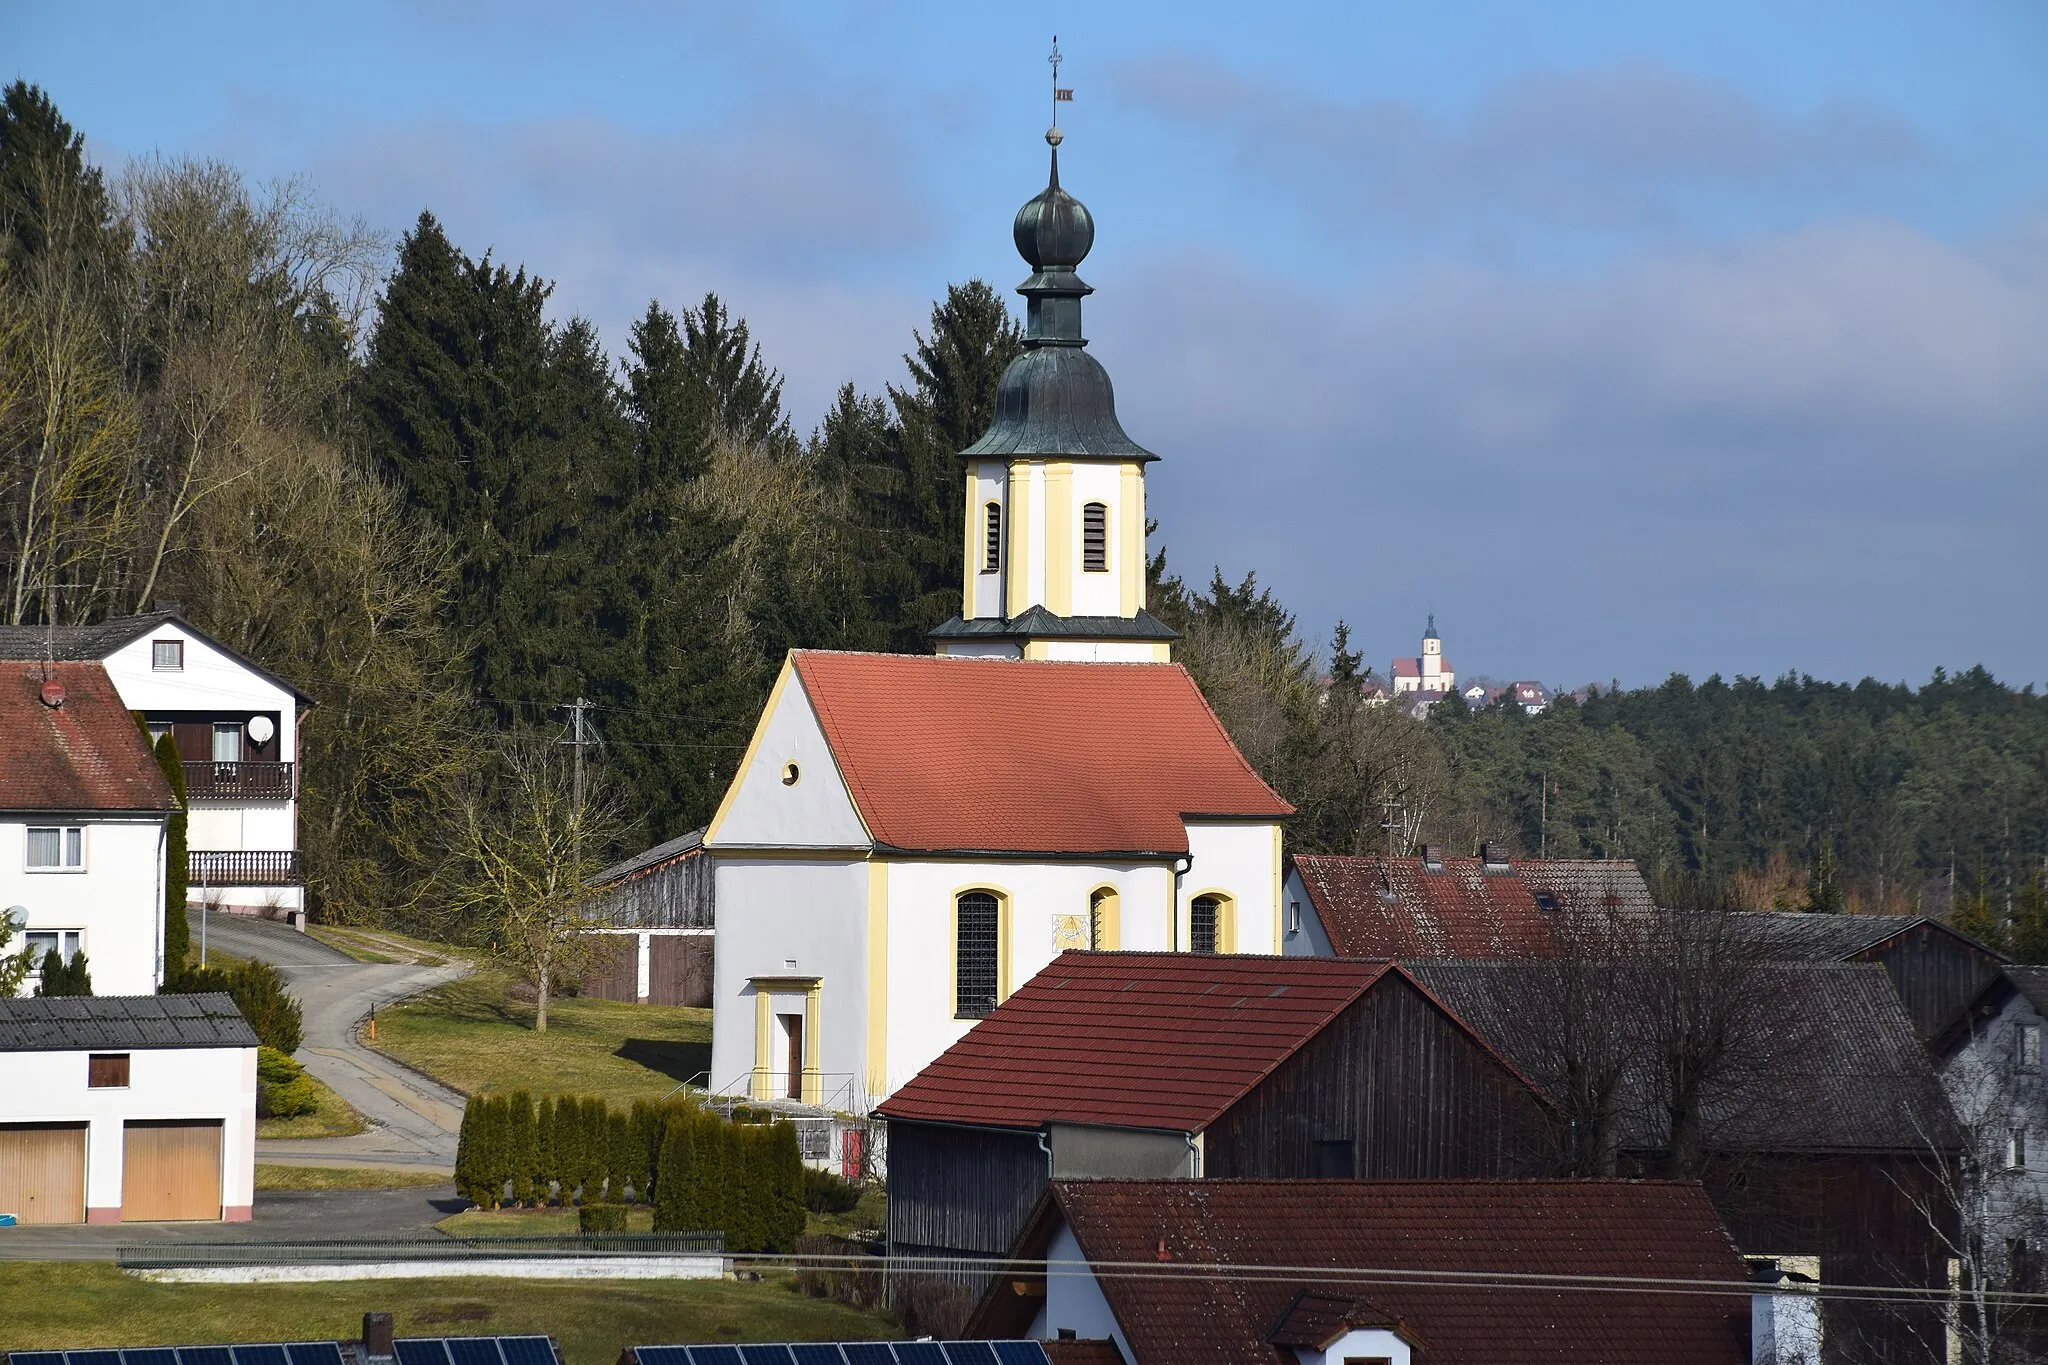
[559,697,600,866]
[1539,771,1549,860]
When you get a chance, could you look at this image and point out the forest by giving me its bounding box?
[3,83,2042,957]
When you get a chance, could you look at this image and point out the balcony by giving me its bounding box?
[182,761,295,801]
[189,850,304,887]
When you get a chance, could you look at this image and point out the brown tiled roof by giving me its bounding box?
[983,1179,1748,1365]
[0,662,177,813]
[877,954,1399,1132]
[1292,854,1652,957]
[1265,1290,1412,1348]
[1040,1343,1125,1365]
[792,651,1291,857]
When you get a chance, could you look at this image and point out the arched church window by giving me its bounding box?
[956,891,1000,1018]
[1089,886,1119,950]
[1082,501,1108,572]
[983,502,1002,573]
[1190,894,1225,954]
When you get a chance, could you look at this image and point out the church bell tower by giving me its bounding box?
[928,124,1178,663]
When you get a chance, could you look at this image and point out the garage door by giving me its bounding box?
[0,1124,87,1224]
[122,1120,222,1222]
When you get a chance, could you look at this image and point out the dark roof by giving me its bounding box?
[971,1179,1748,1365]
[1736,911,2008,963]
[927,606,1181,643]
[2006,966,2048,1015]
[0,611,314,706]
[1291,854,1653,957]
[0,662,178,814]
[592,826,704,887]
[878,953,1525,1133]
[1265,1291,1412,1349]
[1405,960,1955,1154]
[1040,1345,1126,1365]
[0,993,258,1051]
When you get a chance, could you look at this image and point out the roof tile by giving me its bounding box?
[1293,854,1653,958]
[0,661,178,813]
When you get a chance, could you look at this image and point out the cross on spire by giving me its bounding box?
[1048,35,1073,143]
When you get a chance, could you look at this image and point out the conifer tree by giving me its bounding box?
[606,1109,633,1203]
[152,733,190,985]
[766,1121,806,1252]
[534,1093,558,1201]
[652,1111,697,1232]
[506,1090,536,1205]
[454,1098,479,1206]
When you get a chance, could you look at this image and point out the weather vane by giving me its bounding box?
[1049,35,1073,144]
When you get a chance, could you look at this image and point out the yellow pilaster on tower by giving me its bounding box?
[1044,461,1074,616]
[1005,459,1036,618]
[1119,462,1144,617]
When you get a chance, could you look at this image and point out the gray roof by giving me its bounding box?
[0,611,314,706]
[2004,966,2048,1016]
[1407,959,1956,1155]
[927,606,1181,643]
[593,826,705,887]
[0,993,259,1051]
[1737,911,2006,962]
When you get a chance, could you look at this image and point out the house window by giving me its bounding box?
[26,826,84,870]
[1316,1138,1355,1178]
[24,930,82,965]
[212,723,244,762]
[2021,1023,2042,1071]
[956,892,1000,1019]
[1190,895,1222,955]
[1289,899,1301,934]
[2010,1129,2029,1170]
[1081,501,1108,572]
[152,638,183,670]
[1089,887,1118,951]
[983,502,1002,573]
[88,1054,130,1088]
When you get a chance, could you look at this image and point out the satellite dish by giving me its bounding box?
[247,715,275,745]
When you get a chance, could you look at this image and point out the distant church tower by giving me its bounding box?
[928,128,1178,662]
[1392,615,1455,696]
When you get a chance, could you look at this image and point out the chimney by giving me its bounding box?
[1480,842,1510,873]
[1418,843,1444,872]
[362,1313,394,1360]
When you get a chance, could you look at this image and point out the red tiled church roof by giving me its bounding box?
[878,952,1522,1132]
[981,1179,1748,1365]
[1292,854,1653,957]
[0,662,177,814]
[792,651,1291,856]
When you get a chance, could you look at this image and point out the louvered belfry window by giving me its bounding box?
[1190,895,1221,954]
[983,502,1002,573]
[1082,501,1108,572]
[956,892,1000,1018]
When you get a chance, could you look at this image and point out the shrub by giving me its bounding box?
[651,1111,699,1233]
[34,949,92,996]
[255,1046,318,1118]
[180,958,302,1053]
[792,1233,884,1310]
[578,1201,628,1234]
[506,1089,536,1205]
[150,731,190,980]
[534,1093,559,1199]
[605,1109,634,1203]
[803,1165,861,1215]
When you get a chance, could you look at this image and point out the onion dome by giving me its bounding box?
[962,131,1156,463]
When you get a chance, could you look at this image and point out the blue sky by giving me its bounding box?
[9,1,2046,688]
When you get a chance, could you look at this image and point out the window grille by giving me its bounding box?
[956,892,999,1018]
[1082,502,1108,572]
[152,639,183,670]
[984,502,1002,573]
[1190,895,1221,954]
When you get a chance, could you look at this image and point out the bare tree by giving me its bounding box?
[442,738,621,1031]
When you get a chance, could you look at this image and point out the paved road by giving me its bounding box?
[0,1186,465,1260]
[196,912,472,1168]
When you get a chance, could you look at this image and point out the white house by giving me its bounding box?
[1939,966,2048,1273]
[1,661,177,995]
[703,651,1292,1109]
[0,993,258,1223]
[0,612,313,921]
[1389,616,1454,698]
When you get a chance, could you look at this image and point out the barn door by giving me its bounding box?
[122,1120,223,1221]
[0,1124,87,1224]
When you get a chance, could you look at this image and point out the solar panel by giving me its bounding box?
[230,1346,288,1365]
[443,1341,503,1365]
[633,1351,693,1365]
[495,1340,556,1365]
[285,1346,344,1365]
[736,1349,794,1365]
[178,1348,235,1365]
[10,1353,67,1365]
[125,1348,179,1365]
[392,1343,452,1365]
[70,1351,123,1365]
[836,1348,896,1365]
[990,1347,1051,1365]
[894,1347,948,1365]
[683,1350,741,1365]
[788,1348,848,1365]
[939,1347,998,1365]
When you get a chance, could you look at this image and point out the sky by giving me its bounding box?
[8,1,2046,690]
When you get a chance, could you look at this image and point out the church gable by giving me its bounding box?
[704,657,869,850]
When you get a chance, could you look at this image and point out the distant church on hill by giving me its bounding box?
[702,126,1292,1111]
[1390,616,1455,698]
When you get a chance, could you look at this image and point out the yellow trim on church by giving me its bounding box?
[704,654,796,847]
[1120,462,1145,617]
[1044,461,1074,616]
[1005,460,1035,618]
[961,465,981,620]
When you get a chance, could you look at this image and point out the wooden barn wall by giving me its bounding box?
[579,937,639,1002]
[885,1119,1046,1280]
[649,935,712,1007]
[591,852,714,929]
[1205,976,1551,1180]
[1858,926,2005,1040]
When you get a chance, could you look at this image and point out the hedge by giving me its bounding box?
[256,1045,318,1118]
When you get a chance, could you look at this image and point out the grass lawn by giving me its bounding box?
[437,1206,656,1237]
[369,968,710,1103]
[256,1073,369,1140]
[0,1263,897,1362]
[254,1165,452,1192]
[806,1186,887,1241]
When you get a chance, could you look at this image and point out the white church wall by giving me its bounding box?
[1183,821,1283,955]
[1067,462,1122,618]
[706,856,869,1103]
[971,462,1008,620]
[1035,640,1168,662]
[706,667,869,851]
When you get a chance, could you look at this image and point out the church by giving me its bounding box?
[702,129,1292,1111]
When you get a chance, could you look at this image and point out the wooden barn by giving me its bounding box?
[578,828,714,1007]
[875,952,1551,1290]
[1737,911,2009,1043]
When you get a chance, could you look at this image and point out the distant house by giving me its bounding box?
[965,1178,1751,1364]
[1282,849,1654,958]
[0,993,257,1223]
[1737,911,2008,1043]
[1,662,178,995]
[1936,966,2048,1259]
[704,651,1292,1110]
[1506,680,1548,714]
[0,612,313,923]
[580,827,713,1007]
[875,952,1550,1290]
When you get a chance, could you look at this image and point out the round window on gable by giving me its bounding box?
[781,761,801,786]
